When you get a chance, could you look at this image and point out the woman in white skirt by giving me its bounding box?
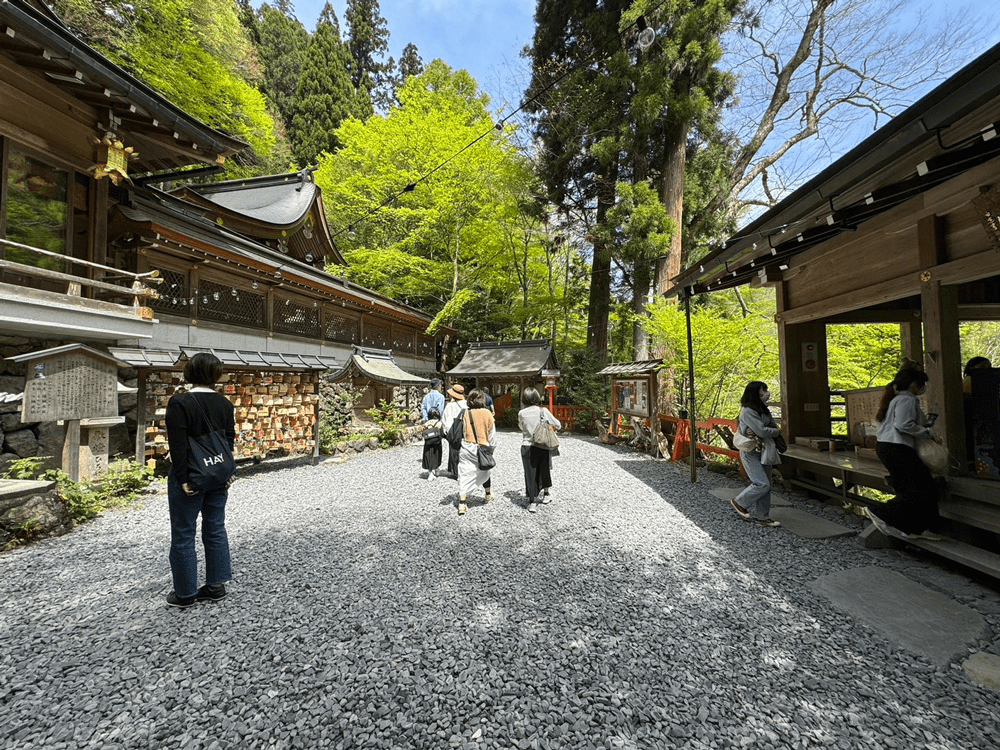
[457,388,497,516]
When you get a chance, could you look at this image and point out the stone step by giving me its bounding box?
[0,479,58,513]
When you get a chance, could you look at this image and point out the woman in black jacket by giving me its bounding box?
[164,353,236,608]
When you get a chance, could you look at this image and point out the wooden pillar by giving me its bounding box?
[134,369,147,466]
[776,281,831,439]
[900,318,924,365]
[918,215,964,463]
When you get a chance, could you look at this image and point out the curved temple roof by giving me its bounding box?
[448,340,559,378]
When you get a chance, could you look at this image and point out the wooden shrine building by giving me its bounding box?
[0,0,439,473]
[447,340,561,413]
[669,42,1000,576]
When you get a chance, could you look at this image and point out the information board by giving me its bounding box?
[21,352,119,422]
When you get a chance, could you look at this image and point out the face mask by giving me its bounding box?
[761,390,771,403]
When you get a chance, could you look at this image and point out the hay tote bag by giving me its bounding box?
[187,396,236,492]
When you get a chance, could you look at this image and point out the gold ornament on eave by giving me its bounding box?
[89,132,140,185]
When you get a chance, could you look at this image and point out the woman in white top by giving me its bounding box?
[865,365,942,539]
[517,387,562,513]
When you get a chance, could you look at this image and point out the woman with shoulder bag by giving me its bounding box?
[865,365,942,540]
[518,387,562,513]
[456,389,497,516]
[164,353,236,608]
[731,381,783,528]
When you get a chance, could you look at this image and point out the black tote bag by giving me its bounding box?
[186,396,236,492]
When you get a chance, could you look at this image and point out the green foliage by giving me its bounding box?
[256,1,310,131]
[827,324,902,391]
[344,0,391,113]
[316,61,581,344]
[645,289,779,420]
[1,458,153,524]
[960,322,1000,367]
[557,348,612,431]
[2,456,49,480]
[364,400,410,447]
[289,4,361,165]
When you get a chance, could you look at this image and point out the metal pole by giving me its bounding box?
[685,291,697,483]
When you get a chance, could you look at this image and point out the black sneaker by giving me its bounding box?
[195,584,227,602]
[166,591,196,608]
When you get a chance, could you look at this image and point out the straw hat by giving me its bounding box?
[447,384,465,400]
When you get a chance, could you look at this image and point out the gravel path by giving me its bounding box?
[2,432,998,750]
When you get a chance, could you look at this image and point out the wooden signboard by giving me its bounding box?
[20,350,119,422]
[614,378,651,418]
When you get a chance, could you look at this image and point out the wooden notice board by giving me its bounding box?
[19,348,120,422]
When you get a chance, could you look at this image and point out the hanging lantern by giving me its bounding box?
[89,131,139,186]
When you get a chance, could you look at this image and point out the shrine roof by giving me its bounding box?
[447,340,559,378]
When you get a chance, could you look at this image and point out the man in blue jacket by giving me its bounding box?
[421,378,445,422]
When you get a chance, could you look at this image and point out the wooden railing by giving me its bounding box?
[0,238,162,305]
[551,405,588,430]
[660,414,740,463]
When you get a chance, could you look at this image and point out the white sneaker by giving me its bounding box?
[528,502,538,513]
[541,493,552,504]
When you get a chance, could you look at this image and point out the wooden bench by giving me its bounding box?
[783,445,1000,579]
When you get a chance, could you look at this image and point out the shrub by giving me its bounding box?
[2,456,154,523]
[365,399,410,448]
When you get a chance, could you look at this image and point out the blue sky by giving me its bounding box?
[273,0,537,109]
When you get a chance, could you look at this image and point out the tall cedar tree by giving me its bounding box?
[391,42,425,105]
[526,0,633,357]
[289,3,359,166]
[344,0,391,115]
[256,1,310,134]
[621,0,740,293]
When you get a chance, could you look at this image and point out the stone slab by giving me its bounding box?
[963,652,1000,691]
[708,487,791,506]
[769,506,857,539]
[808,566,989,667]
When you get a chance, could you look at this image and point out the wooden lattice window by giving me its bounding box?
[198,279,266,327]
[149,268,190,316]
[325,310,359,344]
[273,297,320,338]
[364,321,391,349]
[393,326,415,353]
[417,335,436,358]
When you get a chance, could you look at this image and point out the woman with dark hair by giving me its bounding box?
[518,387,561,513]
[865,365,942,539]
[421,406,444,480]
[963,356,992,394]
[456,388,496,516]
[731,381,783,527]
[164,353,236,608]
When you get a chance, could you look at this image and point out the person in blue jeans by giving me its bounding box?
[164,353,236,608]
[731,381,783,528]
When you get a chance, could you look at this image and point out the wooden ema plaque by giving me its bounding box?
[21,352,119,422]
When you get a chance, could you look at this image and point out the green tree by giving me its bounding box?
[288,3,359,166]
[255,1,310,133]
[391,42,424,106]
[344,0,391,114]
[315,61,580,349]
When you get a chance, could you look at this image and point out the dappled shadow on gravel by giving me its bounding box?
[0,436,996,750]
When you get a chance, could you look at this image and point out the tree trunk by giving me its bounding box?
[587,163,618,355]
[656,119,687,296]
[633,260,650,359]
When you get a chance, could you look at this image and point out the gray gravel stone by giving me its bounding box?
[1,433,998,750]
